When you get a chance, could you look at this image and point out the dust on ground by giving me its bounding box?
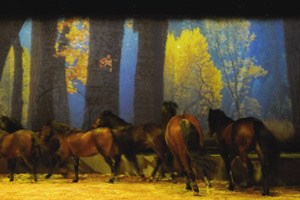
[0,173,299,200]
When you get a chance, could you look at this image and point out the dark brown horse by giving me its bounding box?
[92,110,175,180]
[207,108,280,196]
[0,129,39,182]
[39,120,120,183]
[164,111,214,195]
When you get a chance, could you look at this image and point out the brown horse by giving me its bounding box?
[207,108,280,196]
[39,120,120,183]
[0,129,39,182]
[164,111,213,195]
[92,110,175,180]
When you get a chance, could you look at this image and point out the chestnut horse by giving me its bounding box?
[39,121,120,183]
[0,129,39,182]
[208,108,280,196]
[163,106,213,195]
[92,110,175,180]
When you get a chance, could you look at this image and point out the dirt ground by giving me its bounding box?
[0,173,299,200]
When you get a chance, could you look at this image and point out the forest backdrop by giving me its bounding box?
[0,17,300,144]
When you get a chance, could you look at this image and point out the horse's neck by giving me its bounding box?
[162,113,175,127]
[109,117,131,128]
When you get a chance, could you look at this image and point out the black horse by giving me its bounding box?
[208,108,280,196]
[92,103,178,180]
[0,115,24,133]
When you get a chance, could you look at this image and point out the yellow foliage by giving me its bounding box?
[56,18,89,94]
[21,47,31,126]
[0,47,14,116]
[164,28,223,117]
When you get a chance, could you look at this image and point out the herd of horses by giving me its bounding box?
[0,101,280,196]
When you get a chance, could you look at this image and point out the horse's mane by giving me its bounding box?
[162,101,178,116]
[48,120,82,136]
[208,109,234,128]
[101,110,132,126]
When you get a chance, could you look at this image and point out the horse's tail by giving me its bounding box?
[253,119,280,173]
[180,119,216,172]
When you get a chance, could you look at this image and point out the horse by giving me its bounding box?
[0,115,24,133]
[38,120,120,183]
[0,129,39,182]
[92,108,176,180]
[207,108,280,196]
[163,108,214,195]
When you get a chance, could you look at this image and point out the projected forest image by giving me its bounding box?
[0,18,297,142]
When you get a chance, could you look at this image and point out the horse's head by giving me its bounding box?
[39,124,54,143]
[207,108,233,137]
[161,101,178,124]
[92,110,130,129]
[0,116,24,133]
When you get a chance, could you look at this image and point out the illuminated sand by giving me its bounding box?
[0,174,299,200]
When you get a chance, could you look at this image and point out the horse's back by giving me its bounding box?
[66,128,116,157]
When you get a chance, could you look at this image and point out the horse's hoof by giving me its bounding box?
[9,178,14,182]
[207,182,213,188]
[45,175,51,179]
[186,184,192,190]
[262,190,270,196]
[72,179,78,183]
[229,184,235,191]
[107,178,114,184]
[193,191,199,196]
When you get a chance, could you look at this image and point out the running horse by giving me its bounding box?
[39,120,120,183]
[207,108,280,196]
[0,129,40,182]
[163,103,214,195]
[92,105,177,180]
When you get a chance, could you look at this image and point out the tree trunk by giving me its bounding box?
[28,18,70,131]
[83,18,124,130]
[133,19,168,125]
[10,36,23,122]
[0,19,25,81]
[284,19,300,138]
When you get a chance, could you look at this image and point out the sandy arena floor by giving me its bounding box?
[0,173,299,200]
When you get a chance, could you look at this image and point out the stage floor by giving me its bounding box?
[0,174,299,200]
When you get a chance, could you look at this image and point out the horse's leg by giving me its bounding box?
[150,157,162,180]
[239,154,254,187]
[221,152,235,191]
[22,157,37,182]
[125,153,145,179]
[45,156,58,179]
[103,155,119,183]
[202,167,213,188]
[7,158,17,181]
[73,157,79,182]
[179,153,199,196]
[255,143,270,196]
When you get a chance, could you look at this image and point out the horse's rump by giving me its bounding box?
[166,114,204,150]
[0,130,36,158]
